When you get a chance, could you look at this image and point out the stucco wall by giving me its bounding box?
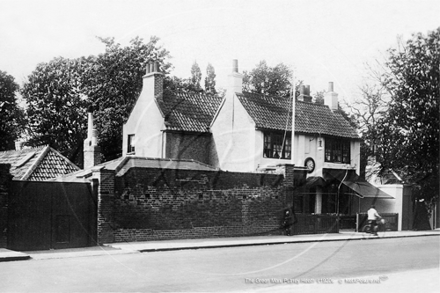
[123,75,165,157]
[211,94,256,172]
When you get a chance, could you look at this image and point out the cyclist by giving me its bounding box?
[367,205,382,236]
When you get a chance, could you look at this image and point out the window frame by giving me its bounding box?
[127,134,135,154]
[263,131,291,159]
[324,137,351,163]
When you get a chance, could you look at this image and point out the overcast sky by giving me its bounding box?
[1,0,439,103]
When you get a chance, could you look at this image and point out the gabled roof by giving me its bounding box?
[52,156,218,182]
[236,92,359,139]
[156,92,223,132]
[0,145,80,181]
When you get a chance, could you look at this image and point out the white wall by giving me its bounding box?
[211,93,256,172]
[122,74,165,158]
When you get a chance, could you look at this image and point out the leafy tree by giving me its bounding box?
[204,63,217,94]
[190,61,202,91]
[243,61,294,97]
[375,28,440,201]
[81,36,170,161]
[0,70,24,151]
[313,90,325,104]
[22,36,171,166]
[21,57,88,163]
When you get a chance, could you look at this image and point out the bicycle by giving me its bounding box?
[362,218,385,236]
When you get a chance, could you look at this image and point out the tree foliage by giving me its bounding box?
[204,63,216,94]
[21,37,171,166]
[243,61,294,97]
[190,61,202,91]
[374,28,439,200]
[0,70,24,151]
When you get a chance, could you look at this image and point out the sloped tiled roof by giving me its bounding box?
[236,92,359,139]
[156,92,223,132]
[0,145,80,181]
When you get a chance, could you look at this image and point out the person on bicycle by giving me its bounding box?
[367,205,382,236]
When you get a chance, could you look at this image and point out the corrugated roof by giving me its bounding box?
[236,92,359,139]
[0,145,80,181]
[157,92,223,132]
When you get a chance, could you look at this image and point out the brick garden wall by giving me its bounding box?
[0,164,11,248]
[104,167,290,242]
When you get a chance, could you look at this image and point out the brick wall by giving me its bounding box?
[0,164,11,248]
[100,167,289,243]
[94,169,115,244]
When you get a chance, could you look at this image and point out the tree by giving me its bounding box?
[242,61,294,97]
[190,61,202,92]
[204,63,216,94]
[81,36,170,161]
[0,70,24,151]
[375,28,440,201]
[22,36,171,166]
[21,57,89,164]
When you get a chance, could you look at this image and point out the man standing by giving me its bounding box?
[367,205,382,236]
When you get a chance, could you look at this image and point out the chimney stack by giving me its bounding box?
[324,81,338,111]
[298,84,312,102]
[228,59,243,94]
[143,61,164,101]
[83,106,101,169]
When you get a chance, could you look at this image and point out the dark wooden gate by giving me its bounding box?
[7,181,97,251]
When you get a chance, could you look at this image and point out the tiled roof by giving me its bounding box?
[236,92,359,139]
[156,92,223,132]
[0,145,80,181]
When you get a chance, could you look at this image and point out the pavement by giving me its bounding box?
[0,229,439,262]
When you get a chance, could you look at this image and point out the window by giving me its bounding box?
[263,132,291,159]
[325,138,350,163]
[127,134,135,153]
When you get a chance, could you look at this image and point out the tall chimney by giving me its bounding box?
[143,61,164,102]
[324,81,338,111]
[83,106,101,169]
[228,59,243,94]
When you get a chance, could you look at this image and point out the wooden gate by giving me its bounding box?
[7,181,97,251]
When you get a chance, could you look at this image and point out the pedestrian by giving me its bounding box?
[367,205,382,236]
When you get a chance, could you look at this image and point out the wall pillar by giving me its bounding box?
[0,164,11,248]
[93,168,115,244]
[315,186,323,214]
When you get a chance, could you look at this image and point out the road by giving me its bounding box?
[0,236,439,292]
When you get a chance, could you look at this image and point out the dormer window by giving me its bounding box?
[325,138,350,163]
[127,134,135,154]
[263,132,291,159]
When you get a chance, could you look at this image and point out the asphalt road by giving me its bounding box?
[0,236,439,292]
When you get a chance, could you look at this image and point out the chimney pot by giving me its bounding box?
[299,85,305,95]
[154,62,159,73]
[305,85,310,96]
[328,82,334,92]
[232,59,238,73]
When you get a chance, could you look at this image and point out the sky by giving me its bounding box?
[0,0,439,104]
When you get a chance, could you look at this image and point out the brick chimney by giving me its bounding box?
[297,85,312,102]
[143,61,164,102]
[324,82,338,111]
[83,106,101,169]
[228,59,243,94]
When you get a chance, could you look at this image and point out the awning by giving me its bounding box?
[294,176,326,195]
[323,169,394,199]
